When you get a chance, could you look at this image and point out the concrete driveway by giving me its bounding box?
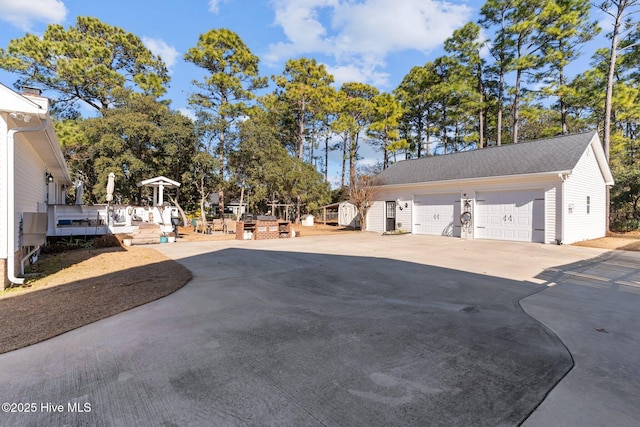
[1,233,639,426]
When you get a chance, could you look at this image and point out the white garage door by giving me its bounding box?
[414,194,461,237]
[476,190,544,243]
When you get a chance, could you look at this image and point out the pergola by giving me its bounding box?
[137,176,181,206]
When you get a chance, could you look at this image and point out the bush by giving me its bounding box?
[41,234,121,253]
[92,234,121,248]
[611,219,640,232]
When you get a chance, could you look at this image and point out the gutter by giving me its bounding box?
[6,118,49,285]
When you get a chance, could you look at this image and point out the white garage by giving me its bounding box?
[369,132,614,244]
[414,194,461,237]
[475,190,545,243]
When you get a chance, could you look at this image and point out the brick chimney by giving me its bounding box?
[22,86,43,96]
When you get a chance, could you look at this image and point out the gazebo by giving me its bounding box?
[137,176,181,207]
[134,176,181,230]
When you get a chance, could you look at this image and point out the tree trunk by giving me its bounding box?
[560,66,568,135]
[199,176,208,230]
[383,125,389,169]
[497,46,505,146]
[324,130,330,182]
[238,178,245,220]
[168,194,188,235]
[602,0,627,233]
[341,136,347,188]
[513,67,521,144]
[218,128,225,218]
[604,10,622,163]
[559,41,568,135]
[298,98,306,160]
[477,63,485,147]
[349,134,357,187]
[416,121,423,158]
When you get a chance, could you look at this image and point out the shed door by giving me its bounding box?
[476,190,544,243]
[413,194,460,237]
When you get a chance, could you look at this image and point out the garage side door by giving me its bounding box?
[414,194,461,237]
[476,190,544,243]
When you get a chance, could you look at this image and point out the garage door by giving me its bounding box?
[476,190,544,242]
[414,194,461,237]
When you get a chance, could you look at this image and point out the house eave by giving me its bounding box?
[587,133,615,186]
[377,170,572,191]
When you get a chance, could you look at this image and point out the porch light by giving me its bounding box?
[46,172,54,183]
[9,112,31,122]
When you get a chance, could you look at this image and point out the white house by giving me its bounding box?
[1,83,72,287]
[367,132,614,244]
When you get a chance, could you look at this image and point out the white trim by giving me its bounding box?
[378,170,573,191]
[137,175,181,187]
[587,133,614,185]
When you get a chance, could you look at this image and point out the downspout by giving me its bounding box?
[6,118,49,285]
[558,173,569,245]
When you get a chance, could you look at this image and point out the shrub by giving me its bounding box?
[611,219,640,232]
[92,234,121,248]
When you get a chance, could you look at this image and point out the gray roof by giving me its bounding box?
[379,131,600,186]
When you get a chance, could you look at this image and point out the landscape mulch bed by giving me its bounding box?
[0,244,191,355]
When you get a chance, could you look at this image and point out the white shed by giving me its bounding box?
[338,201,359,228]
[1,84,73,287]
[367,132,614,244]
[301,214,315,227]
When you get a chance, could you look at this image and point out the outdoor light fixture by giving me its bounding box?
[46,172,54,183]
[9,112,32,122]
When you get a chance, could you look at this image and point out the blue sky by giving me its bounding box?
[0,0,614,185]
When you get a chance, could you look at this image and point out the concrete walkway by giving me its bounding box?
[521,250,640,426]
[1,233,638,426]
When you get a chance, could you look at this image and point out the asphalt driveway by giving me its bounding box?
[1,233,638,426]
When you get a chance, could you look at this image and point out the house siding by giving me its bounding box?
[14,134,48,252]
[544,186,557,244]
[396,201,412,232]
[563,146,607,244]
[373,188,415,233]
[367,201,385,233]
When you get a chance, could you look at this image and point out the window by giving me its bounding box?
[587,196,591,214]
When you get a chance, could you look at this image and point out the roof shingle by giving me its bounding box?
[379,132,598,186]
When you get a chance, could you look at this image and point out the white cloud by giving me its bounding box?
[0,0,67,31]
[178,108,196,121]
[142,37,180,69]
[478,28,492,60]
[326,63,389,88]
[332,0,469,55]
[266,0,471,87]
[208,0,230,13]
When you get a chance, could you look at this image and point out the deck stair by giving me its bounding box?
[127,223,164,245]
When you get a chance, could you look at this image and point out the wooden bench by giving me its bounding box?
[211,219,227,233]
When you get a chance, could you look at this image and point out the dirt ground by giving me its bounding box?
[0,224,636,354]
[572,230,640,251]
